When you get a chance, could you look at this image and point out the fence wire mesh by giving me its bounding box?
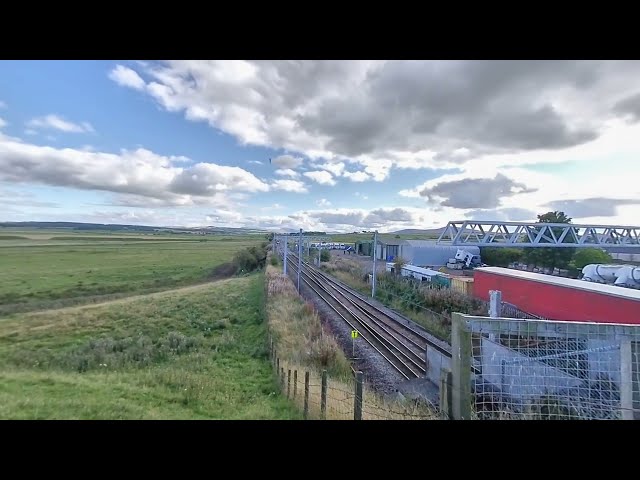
[462,316,640,420]
[271,355,437,420]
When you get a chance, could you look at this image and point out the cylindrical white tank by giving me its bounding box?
[581,264,624,283]
[613,265,640,287]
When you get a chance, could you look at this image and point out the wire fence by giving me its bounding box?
[446,314,640,420]
[269,339,438,420]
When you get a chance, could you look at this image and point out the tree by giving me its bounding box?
[480,247,523,267]
[571,248,613,270]
[393,256,407,276]
[524,211,575,271]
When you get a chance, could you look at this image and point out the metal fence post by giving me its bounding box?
[321,370,328,419]
[372,230,378,298]
[621,337,634,420]
[489,290,502,342]
[451,312,472,420]
[287,369,291,399]
[293,370,298,399]
[303,371,310,419]
[283,235,288,275]
[297,228,302,292]
[354,371,364,420]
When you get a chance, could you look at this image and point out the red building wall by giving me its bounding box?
[474,270,640,324]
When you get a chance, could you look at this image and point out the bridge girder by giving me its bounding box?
[436,221,640,248]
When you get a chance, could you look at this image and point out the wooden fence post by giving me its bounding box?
[451,312,472,420]
[354,371,363,420]
[276,356,279,371]
[440,369,453,419]
[424,344,429,377]
[287,369,291,399]
[321,370,328,419]
[280,367,285,391]
[303,371,310,419]
[293,370,298,399]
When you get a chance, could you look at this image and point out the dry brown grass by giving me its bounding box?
[266,264,351,378]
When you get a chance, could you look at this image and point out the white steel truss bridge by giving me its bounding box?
[436,221,640,248]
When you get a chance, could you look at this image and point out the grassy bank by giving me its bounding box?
[0,274,300,419]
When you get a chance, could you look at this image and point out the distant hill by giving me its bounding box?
[0,221,267,235]
[391,227,447,235]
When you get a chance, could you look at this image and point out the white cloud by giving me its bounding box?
[343,170,370,182]
[108,65,146,90]
[317,198,332,207]
[248,160,264,165]
[316,161,345,176]
[303,170,336,186]
[271,154,303,169]
[0,117,6,129]
[271,179,308,193]
[0,101,6,109]
[110,61,640,184]
[275,168,299,178]
[0,134,269,207]
[24,129,37,135]
[27,114,94,133]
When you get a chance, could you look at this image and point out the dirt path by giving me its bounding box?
[19,279,232,317]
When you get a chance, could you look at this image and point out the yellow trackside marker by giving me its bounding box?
[351,330,359,339]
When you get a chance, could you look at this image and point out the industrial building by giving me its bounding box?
[473,266,640,324]
[603,246,640,263]
[370,238,480,269]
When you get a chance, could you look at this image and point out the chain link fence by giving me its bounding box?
[445,314,640,420]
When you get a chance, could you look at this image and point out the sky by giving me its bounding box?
[1,60,640,233]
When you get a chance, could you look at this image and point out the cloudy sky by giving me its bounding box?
[1,60,639,232]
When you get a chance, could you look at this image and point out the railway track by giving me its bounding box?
[280,249,482,381]
[281,249,468,381]
[284,253,424,380]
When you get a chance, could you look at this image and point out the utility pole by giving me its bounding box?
[372,230,378,298]
[297,228,303,292]
[318,243,321,266]
[283,235,288,275]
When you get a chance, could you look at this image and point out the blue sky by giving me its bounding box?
[1,60,640,231]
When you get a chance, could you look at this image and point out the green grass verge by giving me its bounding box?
[0,274,300,419]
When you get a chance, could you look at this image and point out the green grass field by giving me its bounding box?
[0,274,300,419]
[0,233,262,313]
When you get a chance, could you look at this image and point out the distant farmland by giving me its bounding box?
[0,229,263,314]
